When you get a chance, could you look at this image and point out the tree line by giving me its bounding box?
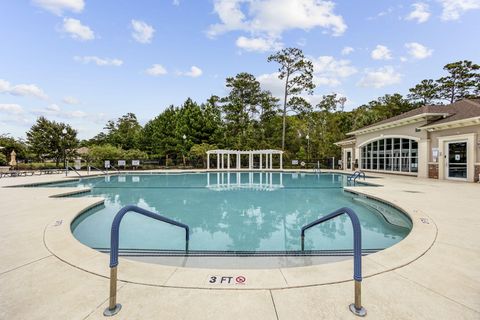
[1,49,478,168]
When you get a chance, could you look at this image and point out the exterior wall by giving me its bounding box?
[428,163,439,179]
[355,121,428,147]
[344,121,479,182]
[354,121,428,177]
[428,124,480,162]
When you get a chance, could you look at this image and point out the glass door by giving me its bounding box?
[346,151,352,170]
[447,141,467,180]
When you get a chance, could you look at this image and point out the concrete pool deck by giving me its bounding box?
[0,171,479,319]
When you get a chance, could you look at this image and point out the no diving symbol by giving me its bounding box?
[207,275,247,285]
[235,276,246,284]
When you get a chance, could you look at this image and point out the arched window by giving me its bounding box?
[360,138,418,174]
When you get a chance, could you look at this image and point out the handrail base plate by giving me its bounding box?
[103,304,122,317]
[349,304,366,317]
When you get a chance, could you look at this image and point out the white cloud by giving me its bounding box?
[146,64,168,76]
[405,42,433,59]
[62,18,95,41]
[371,45,393,60]
[173,0,180,5]
[341,46,354,55]
[32,0,84,15]
[311,56,357,86]
[179,66,203,78]
[0,104,25,115]
[74,56,123,66]
[439,0,480,20]
[131,20,155,44]
[32,104,87,119]
[235,36,282,52]
[208,0,347,48]
[406,3,431,23]
[358,66,402,88]
[0,79,49,100]
[257,72,285,98]
[62,96,80,104]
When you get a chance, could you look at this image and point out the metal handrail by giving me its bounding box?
[88,165,107,175]
[301,207,366,317]
[104,205,189,316]
[347,171,365,184]
[66,166,82,177]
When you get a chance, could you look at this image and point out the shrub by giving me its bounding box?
[0,153,7,166]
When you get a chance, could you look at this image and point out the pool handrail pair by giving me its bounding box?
[103,205,189,317]
[301,207,366,317]
[104,205,365,317]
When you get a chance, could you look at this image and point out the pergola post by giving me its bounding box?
[221,153,224,169]
[280,153,283,170]
[259,154,262,170]
[207,153,210,170]
[227,153,230,170]
[269,153,273,170]
[236,153,240,169]
[248,153,252,170]
[217,153,220,169]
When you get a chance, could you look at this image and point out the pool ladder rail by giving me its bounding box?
[103,205,189,317]
[104,205,366,317]
[347,170,366,185]
[301,207,366,317]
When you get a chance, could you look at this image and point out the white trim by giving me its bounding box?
[419,116,480,132]
[343,148,353,171]
[348,113,448,136]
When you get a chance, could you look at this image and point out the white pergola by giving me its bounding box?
[206,149,283,170]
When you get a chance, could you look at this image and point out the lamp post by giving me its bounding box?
[182,134,187,167]
[62,128,68,176]
[306,134,310,169]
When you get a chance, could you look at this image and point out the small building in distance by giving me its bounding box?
[335,98,480,182]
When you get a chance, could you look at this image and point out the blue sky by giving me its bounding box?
[1,0,479,139]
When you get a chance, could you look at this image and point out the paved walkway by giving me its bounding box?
[0,171,479,319]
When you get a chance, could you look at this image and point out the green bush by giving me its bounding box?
[0,153,7,166]
[88,144,124,161]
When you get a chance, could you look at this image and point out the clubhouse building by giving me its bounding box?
[335,98,480,182]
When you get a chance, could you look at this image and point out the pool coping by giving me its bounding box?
[40,173,437,290]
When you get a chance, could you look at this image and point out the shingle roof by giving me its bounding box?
[419,98,480,127]
[355,99,480,132]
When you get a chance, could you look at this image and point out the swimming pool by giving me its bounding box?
[48,172,411,254]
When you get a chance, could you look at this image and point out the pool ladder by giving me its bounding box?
[103,205,189,316]
[347,170,366,185]
[301,207,366,317]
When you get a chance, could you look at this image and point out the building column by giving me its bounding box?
[227,153,230,170]
[259,154,262,170]
[207,153,210,170]
[270,153,273,170]
[216,153,220,169]
[418,139,430,178]
[237,153,240,169]
[249,153,252,170]
[221,153,224,169]
[280,153,283,169]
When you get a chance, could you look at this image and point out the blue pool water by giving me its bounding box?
[47,172,411,253]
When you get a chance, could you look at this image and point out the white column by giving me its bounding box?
[217,153,220,169]
[280,153,283,169]
[221,153,224,169]
[227,153,230,170]
[237,153,240,169]
[249,153,252,170]
[270,153,273,170]
[207,153,210,170]
[418,139,430,178]
[259,154,262,170]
